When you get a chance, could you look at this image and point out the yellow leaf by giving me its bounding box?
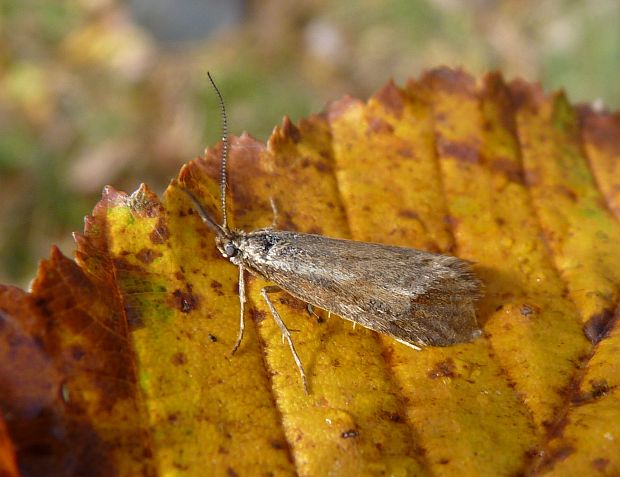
[1,68,619,476]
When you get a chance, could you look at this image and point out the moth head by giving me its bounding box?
[215,233,243,265]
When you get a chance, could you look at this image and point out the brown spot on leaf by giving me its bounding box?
[574,379,610,404]
[579,108,620,156]
[383,412,402,422]
[71,345,86,361]
[437,138,479,164]
[251,308,267,324]
[584,308,614,344]
[314,158,333,173]
[592,458,610,471]
[524,447,539,460]
[423,67,476,96]
[281,117,301,143]
[428,359,457,379]
[552,445,575,461]
[171,352,187,366]
[524,168,541,186]
[270,440,285,450]
[227,467,239,477]
[375,81,404,117]
[489,157,524,183]
[171,289,199,314]
[112,257,145,272]
[508,79,545,110]
[481,73,519,134]
[135,248,162,264]
[125,304,144,331]
[211,280,224,296]
[397,146,413,158]
[443,215,460,228]
[556,185,578,203]
[398,209,420,220]
[544,412,569,440]
[589,379,610,398]
[366,117,394,135]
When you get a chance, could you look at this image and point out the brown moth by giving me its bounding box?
[180,73,482,393]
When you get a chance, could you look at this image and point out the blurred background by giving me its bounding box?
[1,0,619,287]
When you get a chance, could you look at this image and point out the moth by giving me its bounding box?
[180,73,482,392]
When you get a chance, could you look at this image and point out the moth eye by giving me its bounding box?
[224,243,238,257]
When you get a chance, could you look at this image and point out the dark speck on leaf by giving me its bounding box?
[584,309,613,344]
[592,458,610,471]
[227,468,239,477]
[125,305,144,330]
[341,429,359,439]
[171,352,187,366]
[437,139,479,164]
[171,289,198,313]
[520,304,538,317]
[71,345,85,360]
[135,247,162,264]
[428,359,457,379]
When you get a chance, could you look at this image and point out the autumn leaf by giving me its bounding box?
[1,68,620,476]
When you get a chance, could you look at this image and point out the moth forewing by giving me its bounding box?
[235,230,482,349]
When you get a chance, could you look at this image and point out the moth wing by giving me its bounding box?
[243,231,482,347]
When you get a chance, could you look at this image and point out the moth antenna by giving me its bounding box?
[207,71,230,233]
[179,185,226,237]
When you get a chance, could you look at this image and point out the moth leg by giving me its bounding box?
[306,304,323,323]
[395,337,422,351]
[269,197,279,229]
[261,285,309,393]
[231,266,246,354]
